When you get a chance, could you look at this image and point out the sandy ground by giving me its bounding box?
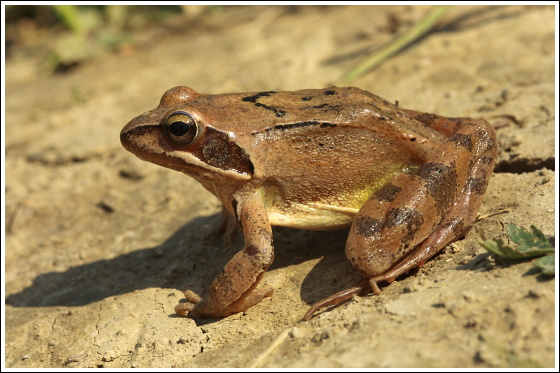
[4,5,557,368]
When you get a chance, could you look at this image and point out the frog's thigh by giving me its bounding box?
[371,147,497,282]
[190,194,275,317]
[346,120,497,279]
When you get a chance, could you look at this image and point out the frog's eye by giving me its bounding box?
[164,112,199,145]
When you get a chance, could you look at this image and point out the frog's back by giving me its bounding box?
[189,86,397,133]
[217,87,440,230]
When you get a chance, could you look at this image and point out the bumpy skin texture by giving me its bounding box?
[121,86,498,319]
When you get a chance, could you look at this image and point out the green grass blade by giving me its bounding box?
[341,5,452,84]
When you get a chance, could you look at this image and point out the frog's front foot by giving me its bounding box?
[174,290,203,316]
[174,286,274,318]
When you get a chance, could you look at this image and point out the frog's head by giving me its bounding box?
[120,86,253,187]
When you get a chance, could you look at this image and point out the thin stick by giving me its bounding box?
[249,329,290,368]
[476,209,511,222]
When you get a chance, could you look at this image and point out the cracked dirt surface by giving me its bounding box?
[4,5,557,368]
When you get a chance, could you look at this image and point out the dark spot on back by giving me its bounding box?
[256,121,337,134]
[242,91,276,103]
[397,243,410,256]
[417,163,455,193]
[353,215,382,237]
[417,162,458,217]
[386,207,424,244]
[467,175,488,195]
[476,128,496,150]
[374,183,402,202]
[245,244,259,256]
[455,119,466,126]
[273,121,319,131]
[242,91,283,116]
[386,207,422,227]
[450,133,474,152]
[480,155,494,165]
[412,113,438,126]
[324,90,336,95]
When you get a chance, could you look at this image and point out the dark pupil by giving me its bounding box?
[169,121,190,137]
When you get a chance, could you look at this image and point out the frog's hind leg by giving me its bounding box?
[301,117,497,320]
[371,127,498,283]
[346,117,497,280]
[305,118,496,320]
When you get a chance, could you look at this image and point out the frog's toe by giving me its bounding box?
[174,301,196,316]
[176,286,275,318]
[174,290,204,316]
[368,278,381,295]
[183,289,203,304]
[303,280,372,321]
[239,285,274,311]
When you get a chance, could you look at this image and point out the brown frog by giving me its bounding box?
[120,86,498,320]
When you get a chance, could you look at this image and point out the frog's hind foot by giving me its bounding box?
[303,260,435,320]
[303,279,379,321]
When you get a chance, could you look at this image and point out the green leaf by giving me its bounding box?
[480,224,554,259]
[533,254,555,276]
[478,224,555,276]
[479,237,525,259]
[506,224,554,253]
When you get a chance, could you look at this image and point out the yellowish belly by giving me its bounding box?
[267,202,359,230]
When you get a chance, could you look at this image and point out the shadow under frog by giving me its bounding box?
[6,213,359,312]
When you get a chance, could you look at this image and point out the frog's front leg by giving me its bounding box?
[175,191,274,318]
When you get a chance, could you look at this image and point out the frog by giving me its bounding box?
[120,86,498,320]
